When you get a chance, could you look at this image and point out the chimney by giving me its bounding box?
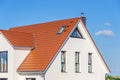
[80,13,86,26]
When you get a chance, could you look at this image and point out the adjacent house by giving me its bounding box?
[0,16,110,80]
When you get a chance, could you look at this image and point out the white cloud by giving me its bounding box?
[95,30,115,37]
[104,22,111,26]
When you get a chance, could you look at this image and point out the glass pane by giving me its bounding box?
[61,63,66,72]
[75,52,79,63]
[0,78,7,80]
[88,65,92,73]
[88,53,92,65]
[71,28,83,38]
[0,51,7,72]
[88,53,92,73]
[26,78,35,80]
[76,29,82,37]
[61,51,66,72]
[61,53,65,62]
[58,26,66,34]
[75,63,79,72]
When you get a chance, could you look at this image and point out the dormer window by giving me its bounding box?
[71,28,83,38]
[57,25,66,34]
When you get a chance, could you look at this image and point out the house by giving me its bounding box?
[0,16,110,80]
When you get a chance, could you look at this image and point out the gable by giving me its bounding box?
[77,21,110,73]
[43,20,110,76]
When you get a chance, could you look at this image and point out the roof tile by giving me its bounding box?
[0,30,35,48]
[9,18,80,71]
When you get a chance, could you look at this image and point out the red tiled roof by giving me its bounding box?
[9,18,80,71]
[0,30,35,48]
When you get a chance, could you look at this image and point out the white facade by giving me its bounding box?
[45,22,108,80]
[0,21,109,80]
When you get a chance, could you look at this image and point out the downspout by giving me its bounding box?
[43,75,45,80]
[41,72,45,80]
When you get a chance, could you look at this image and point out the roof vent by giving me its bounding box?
[57,25,66,34]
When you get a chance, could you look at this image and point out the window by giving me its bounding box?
[75,52,79,73]
[88,53,92,73]
[0,78,7,80]
[26,78,36,80]
[0,51,8,72]
[58,25,66,34]
[71,28,83,38]
[61,51,66,72]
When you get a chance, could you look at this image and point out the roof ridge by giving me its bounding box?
[9,17,80,30]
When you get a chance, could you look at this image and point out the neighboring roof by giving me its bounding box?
[0,30,35,48]
[9,18,80,71]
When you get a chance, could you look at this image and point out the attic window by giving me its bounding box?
[71,28,83,38]
[57,25,66,34]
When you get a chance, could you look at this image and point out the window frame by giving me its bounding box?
[0,78,8,80]
[70,28,83,38]
[26,78,36,80]
[0,51,8,73]
[75,52,80,73]
[88,53,92,73]
[61,51,66,72]
[57,25,66,34]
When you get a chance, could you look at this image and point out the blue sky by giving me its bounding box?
[0,0,120,76]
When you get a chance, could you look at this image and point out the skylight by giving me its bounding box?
[57,25,66,34]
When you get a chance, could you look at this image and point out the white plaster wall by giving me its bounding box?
[13,49,31,80]
[0,33,14,80]
[0,21,108,80]
[13,49,44,80]
[45,22,107,80]
[0,33,42,80]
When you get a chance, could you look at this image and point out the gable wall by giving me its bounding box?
[45,22,107,80]
[0,33,14,80]
[13,49,31,80]
[0,33,33,80]
[13,49,43,80]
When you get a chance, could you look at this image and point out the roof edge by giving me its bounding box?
[79,19,110,73]
[14,46,34,50]
[0,31,14,48]
[43,19,81,74]
[17,70,44,75]
[9,17,80,30]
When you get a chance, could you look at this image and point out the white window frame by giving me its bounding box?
[0,51,8,73]
[61,51,66,72]
[88,53,92,73]
[75,52,79,73]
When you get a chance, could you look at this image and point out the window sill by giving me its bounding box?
[75,72,81,73]
[61,71,67,73]
[88,72,93,74]
[70,37,86,39]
